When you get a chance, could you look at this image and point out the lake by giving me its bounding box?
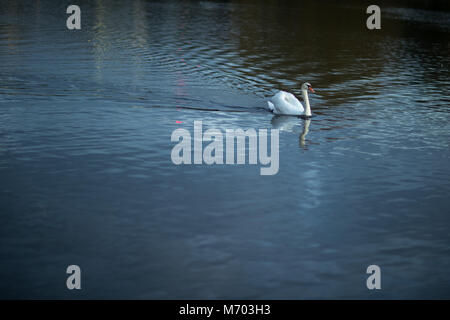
[0,0,449,299]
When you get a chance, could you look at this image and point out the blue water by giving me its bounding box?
[0,0,449,299]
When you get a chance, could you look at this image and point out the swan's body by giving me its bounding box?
[268,83,314,116]
[268,91,305,115]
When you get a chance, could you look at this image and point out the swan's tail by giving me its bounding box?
[267,101,275,112]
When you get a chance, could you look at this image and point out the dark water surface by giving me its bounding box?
[1,0,449,298]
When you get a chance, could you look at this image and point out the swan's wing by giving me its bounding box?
[270,91,304,115]
[283,92,303,110]
[267,101,275,111]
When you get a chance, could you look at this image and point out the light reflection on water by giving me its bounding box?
[0,0,449,298]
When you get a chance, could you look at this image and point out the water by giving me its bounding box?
[0,0,449,299]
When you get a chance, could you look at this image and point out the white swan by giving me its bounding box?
[267,82,315,116]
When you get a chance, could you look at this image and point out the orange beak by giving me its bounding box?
[308,87,315,93]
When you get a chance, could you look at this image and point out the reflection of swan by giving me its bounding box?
[270,115,311,148]
[268,83,314,116]
[270,115,299,132]
[300,119,311,148]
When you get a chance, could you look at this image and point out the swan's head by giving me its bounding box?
[301,82,315,93]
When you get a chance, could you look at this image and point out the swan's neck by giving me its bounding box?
[302,89,312,117]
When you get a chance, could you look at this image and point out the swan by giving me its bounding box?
[267,82,315,116]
